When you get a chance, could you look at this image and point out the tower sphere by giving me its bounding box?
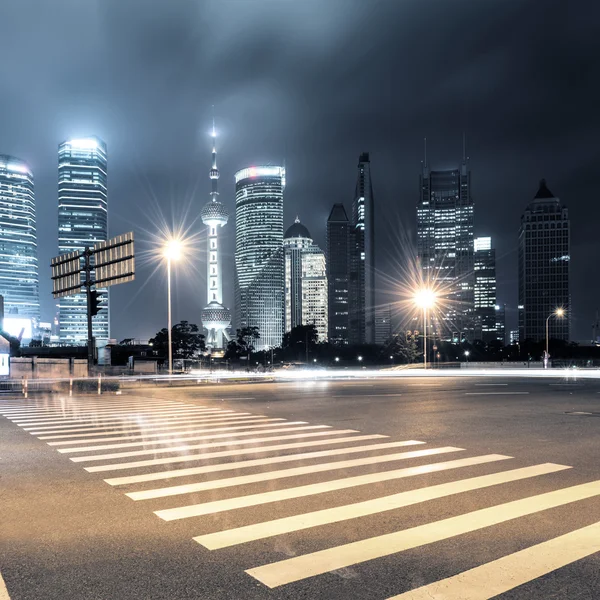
[201,200,229,225]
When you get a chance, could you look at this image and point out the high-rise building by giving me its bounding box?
[349,153,375,345]
[474,236,497,342]
[58,137,109,346]
[0,156,40,327]
[495,303,507,345]
[326,203,350,345]
[417,146,474,341]
[234,166,285,351]
[283,218,328,342]
[200,120,231,350]
[518,179,570,342]
[375,304,392,345]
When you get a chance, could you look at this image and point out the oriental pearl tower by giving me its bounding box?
[200,118,231,351]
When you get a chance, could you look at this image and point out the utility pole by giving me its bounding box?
[84,247,94,371]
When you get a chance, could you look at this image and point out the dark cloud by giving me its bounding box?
[0,0,598,340]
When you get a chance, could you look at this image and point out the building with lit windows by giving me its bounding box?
[349,153,375,345]
[58,137,109,345]
[474,236,497,342]
[200,120,231,350]
[234,166,285,351]
[0,155,40,334]
[417,148,474,341]
[283,218,328,342]
[326,203,350,344]
[495,303,507,345]
[518,179,570,342]
[375,304,392,345]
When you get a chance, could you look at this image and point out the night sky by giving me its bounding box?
[1,0,598,341]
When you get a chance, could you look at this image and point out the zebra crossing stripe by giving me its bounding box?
[246,478,600,588]
[59,423,315,453]
[104,440,424,486]
[37,414,258,439]
[70,428,351,462]
[128,446,461,500]
[196,462,565,549]
[385,519,600,599]
[11,407,225,424]
[25,412,252,434]
[47,418,287,445]
[154,449,491,521]
[85,434,387,473]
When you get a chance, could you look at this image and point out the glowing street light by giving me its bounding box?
[464,350,470,364]
[414,288,437,369]
[335,357,340,363]
[545,308,565,368]
[163,238,183,375]
[358,356,363,362]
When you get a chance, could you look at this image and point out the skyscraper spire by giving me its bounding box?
[423,137,427,167]
[462,131,467,162]
[209,107,219,201]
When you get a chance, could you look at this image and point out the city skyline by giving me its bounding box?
[0,2,597,342]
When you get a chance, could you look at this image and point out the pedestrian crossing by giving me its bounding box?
[2,395,599,599]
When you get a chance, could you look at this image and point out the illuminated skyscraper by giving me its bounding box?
[58,137,109,345]
[326,203,350,344]
[518,179,570,342]
[234,166,285,351]
[200,120,231,350]
[349,153,375,345]
[284,218,328,342]
[417,144,474,341]
[473,236,497,342]
[0,155,40,325]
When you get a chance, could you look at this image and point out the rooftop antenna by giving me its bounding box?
[423,137,427,167]
[462,131,467,162]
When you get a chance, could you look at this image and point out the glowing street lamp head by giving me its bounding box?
[555,308,565,317]
[414,288,437,309]
[163,239,182,261]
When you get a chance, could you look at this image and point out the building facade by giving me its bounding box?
[326,203,350,345]
[58,137,109,346]
[474,236,497,342]
[375,304,392,345]
[0,155,40,329]
[234,166,285,351]
[284,218,328,342]
[417,152,474,341]
[495,303,507,346]
[349,153,375,345]
[518,179,570,342]
[200,121,231,350]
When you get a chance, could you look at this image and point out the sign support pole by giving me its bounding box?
[84,248,94,372]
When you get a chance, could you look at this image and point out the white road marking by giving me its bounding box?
[198,462,566,549]
[104,440,424,486]
[37,414,259,439]
[16,408,228,426]
[70,428,353,462]
[128,446,454,501]
[59,422,313,453]
[331,394,402,398]
[155,448,479,521]
[0,572,12,600]
[85,434,387,473]
[47,419,286,445]
[25,412,252,434]
[474,384,508,386]
[464,392,530,396]
[1,401,182,416]
[246,479,600,588]
[17,409,227,431]
[386,520,600,600]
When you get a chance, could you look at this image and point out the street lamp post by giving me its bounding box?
[414,288,437,369]
[163,239,182,375]
[545,308,565,368]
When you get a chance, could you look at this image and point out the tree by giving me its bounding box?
[149,320,205,359]
[383,335,418,364]
[282,324,318,351]
[224,327,260,360]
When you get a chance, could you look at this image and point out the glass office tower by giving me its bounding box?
[0,155,40,325]
[58,137,109,345]
[518,179,570,342]
[474,236,497,342]
[234,166,285,351]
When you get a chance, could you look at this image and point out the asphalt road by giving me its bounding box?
[2,375,600,599]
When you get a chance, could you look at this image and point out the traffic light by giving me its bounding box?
[89,290,102,317]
